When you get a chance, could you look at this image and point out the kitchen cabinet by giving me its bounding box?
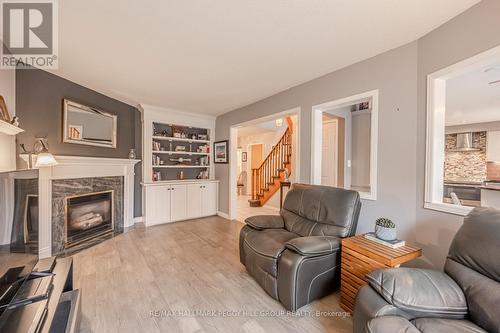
[187,183,203,219]
[202,182,218,216]
[170,184,187,222]
[144,185,171,226]
[486,131,500,162]
[186,182,218,219]
[481,188,500,208]
[144,180,219,226]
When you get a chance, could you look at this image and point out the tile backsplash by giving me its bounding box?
[444,132,486,182]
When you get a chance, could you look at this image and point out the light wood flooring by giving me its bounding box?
[236,195,279,223]
[73,216,353,333]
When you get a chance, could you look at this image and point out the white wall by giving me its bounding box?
[0,69,16,172]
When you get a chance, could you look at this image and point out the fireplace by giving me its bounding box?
[64,190,114,248]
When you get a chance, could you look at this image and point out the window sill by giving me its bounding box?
[424,202,473,216]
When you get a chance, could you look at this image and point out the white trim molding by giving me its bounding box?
[217,211,230,220]
[311,90,379,201]
[20,155,140,258]
[425,45,500,216]
[228,107,302,220]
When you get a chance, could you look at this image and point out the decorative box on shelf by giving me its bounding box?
[0,119,24,135]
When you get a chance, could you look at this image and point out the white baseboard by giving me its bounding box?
[38,246,51,259]
[217,211,230,220]
[133,216,144,223]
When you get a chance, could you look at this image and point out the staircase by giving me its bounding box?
[249,118,293,207]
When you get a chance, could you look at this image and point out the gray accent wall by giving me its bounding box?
[16,67,143,217]
[216,41,420,245]
[216,0,500,269]
[415,0,500,269]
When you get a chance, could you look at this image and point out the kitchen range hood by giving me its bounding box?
[449,132,480,152]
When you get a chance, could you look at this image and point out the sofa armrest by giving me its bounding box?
[285,236,340,257]
[245,215,284,230]
[366,316,420,333]
[366,268,468,319]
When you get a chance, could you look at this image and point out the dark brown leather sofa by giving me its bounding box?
[239,183,361,311]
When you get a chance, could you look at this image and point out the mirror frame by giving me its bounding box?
[62,99,117,148]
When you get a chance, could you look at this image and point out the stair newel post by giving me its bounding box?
[262,162,265,192]
[274,147,277,177]
[271,148,275,180]
[251,168,256,200]
[280,140,283,170]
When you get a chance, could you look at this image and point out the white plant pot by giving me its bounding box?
[375,225,397,241]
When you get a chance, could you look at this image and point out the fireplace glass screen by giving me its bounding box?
[65,191,113,246]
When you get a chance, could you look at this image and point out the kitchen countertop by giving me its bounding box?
[481,185,500,192]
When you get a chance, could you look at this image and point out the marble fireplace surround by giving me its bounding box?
[52,177,123,255]
[20,155,140,258]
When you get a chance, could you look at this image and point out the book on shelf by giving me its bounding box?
[364,232,405,249]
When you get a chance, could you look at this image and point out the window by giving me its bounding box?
[311,90,378,200]
[425,46,500,215]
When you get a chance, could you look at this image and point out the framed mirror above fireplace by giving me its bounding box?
[63,99,117,148]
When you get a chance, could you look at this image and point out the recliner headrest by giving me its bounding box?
[447,207,500,282]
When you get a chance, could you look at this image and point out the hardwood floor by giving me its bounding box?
[73,216,353,333]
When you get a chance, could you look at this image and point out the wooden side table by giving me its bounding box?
[340,235,422,313]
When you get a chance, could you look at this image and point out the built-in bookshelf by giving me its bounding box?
[150,122,211,182]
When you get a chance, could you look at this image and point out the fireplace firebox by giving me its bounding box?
[64,190,114,248]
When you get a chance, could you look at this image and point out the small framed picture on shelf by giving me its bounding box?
[214,140,229,164]
[242,152,247,162]
[198,134,208,141]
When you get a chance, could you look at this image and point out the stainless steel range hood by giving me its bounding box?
[449,132,480,152]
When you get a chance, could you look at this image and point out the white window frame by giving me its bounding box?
[311,89,379,201]
[425,45,500,216]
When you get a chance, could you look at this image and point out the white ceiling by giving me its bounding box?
[52,0,479,115]
[446,60,500,126]
[237,119,285,137]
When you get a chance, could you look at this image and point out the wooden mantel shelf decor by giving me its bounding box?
[340,234,422,313]
[0,119,23,136]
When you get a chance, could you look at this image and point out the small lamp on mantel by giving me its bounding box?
[20,137,58,168]
[35,141,58,167]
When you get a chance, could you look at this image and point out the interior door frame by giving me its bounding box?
[311,90,378,201]
[321,118,339,187]
[228,107,301,220]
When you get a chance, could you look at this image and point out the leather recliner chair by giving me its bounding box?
[353,207,500,333]
[239,183,361,311]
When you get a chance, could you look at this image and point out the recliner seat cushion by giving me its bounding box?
[411,318,487,333]
[367,268,468,319]
[243,229,298,277]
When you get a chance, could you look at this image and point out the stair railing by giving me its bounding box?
[250,120,293,202]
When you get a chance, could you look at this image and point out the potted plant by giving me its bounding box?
[375,218,397,241]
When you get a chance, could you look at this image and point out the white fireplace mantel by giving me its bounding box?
[20,155,140,258]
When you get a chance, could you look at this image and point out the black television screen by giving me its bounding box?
[0,170,39,314]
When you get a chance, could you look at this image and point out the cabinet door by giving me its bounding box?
[170,184,187,222]
[187,184,203,219]
[201,182,218,216]
[487,131,500,162]
[145,186,171,226]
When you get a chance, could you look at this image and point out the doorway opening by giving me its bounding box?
[311,90,378,200]
[229,108,301,222]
